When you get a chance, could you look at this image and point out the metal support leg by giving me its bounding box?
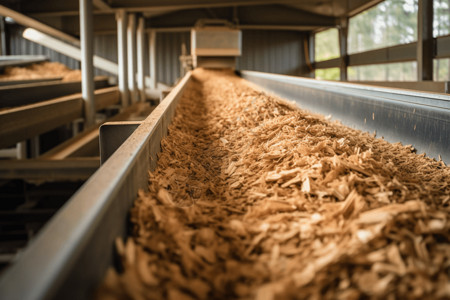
[116,10,129,107]
[79,0,95,127]
[127,14,138,102]
[417,0,434,81]
[30,136,40,158]
[137,17,146,102]
[149,30,157,90]
[339,18,348,81]
[0,17,6,55]
[308,33,315,79]
[16,141,27,160]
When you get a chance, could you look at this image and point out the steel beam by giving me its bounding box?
[0,5,79,46]
[40,102,152,160]
[0,55,48,69]
[0,16,6,55]
[348,81,450,94]
[240,70,450,163]
[0,77,61,87]
[317,34,450,71]
[127,13,138,103]
[93,0,112,11]
[339,18,348,81]
[149,29,157,90]
[137,16,146,102]
[436,34,450,59]
[0,72,192,300]
[314,57,340,69]
[23,28,118,75]
[0,158,99,181]
[308,33,315,78]
[0,87,120,149]
[79,0,95,127]
[116,10,129,107]
[417,0,434,81]
[0,77,109,109]
[99,121,141,164]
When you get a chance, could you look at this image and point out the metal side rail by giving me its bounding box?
[0,72,192,300]
[240,70,450,164]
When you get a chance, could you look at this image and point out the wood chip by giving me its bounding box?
[96,69,450,300]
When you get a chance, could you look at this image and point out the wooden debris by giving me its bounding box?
[96,69,450,300]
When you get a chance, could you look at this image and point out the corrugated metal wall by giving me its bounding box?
[8,25,80,71]
[156,31,190,85]
[238,30,306,76]
[8,25,307,85]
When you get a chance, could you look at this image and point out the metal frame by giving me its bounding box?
[0,77,109,108]
[137,16,146,101]
[313,1,450,84]
[116,10,129,107]
[79,0,95,127]
[149,29,157,90]
[417,0,433,81]
[0,72,191,300]
[0,87,119,148]
[99,121,141,164]
[127,13,138,102]
[40,102,150,160]
[22,28,118,75]
[1,68,449,298]
[0,158,99,181]
[0,4,80,46]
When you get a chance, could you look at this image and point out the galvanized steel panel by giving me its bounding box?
[237,30,306,76]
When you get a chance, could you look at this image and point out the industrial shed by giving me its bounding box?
[0,0,449,299]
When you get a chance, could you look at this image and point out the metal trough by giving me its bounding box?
[0,70,449,300]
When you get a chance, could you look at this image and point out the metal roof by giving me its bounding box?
[2,0,385,34]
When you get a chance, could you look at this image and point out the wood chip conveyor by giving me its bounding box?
[0,71,448,300]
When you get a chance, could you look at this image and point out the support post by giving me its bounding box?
[308,33,315,78]
[30,136,40,158]
[339,18,348,81]
[127,13,138,102]
[0,17,6,55]
[137,16,146,102]
[417,0,434,81]
[116,10,129,107]
[79,0,95,127]
[16,141,27,160]
[149,30,157,90]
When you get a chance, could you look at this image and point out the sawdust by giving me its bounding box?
[0,61,81,82]
[96,69,450,300]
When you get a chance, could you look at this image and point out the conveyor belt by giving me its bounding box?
[0,71,448,300]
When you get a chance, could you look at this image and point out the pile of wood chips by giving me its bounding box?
[0,61,81,81]
[96,69,450,300]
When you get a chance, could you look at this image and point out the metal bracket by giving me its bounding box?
[99,121,141,164]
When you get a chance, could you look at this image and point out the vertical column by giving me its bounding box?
[137,16,146,102]
[16,142,27,160]
[79,0,95,127]
[30,136,40,158]
[116,10,129,107]
[0,17,6,55]
[417,0,434,81]
[127,13,137,102]
[339,18,348,81]
[149,29,157,90]
[308,33,315,78]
